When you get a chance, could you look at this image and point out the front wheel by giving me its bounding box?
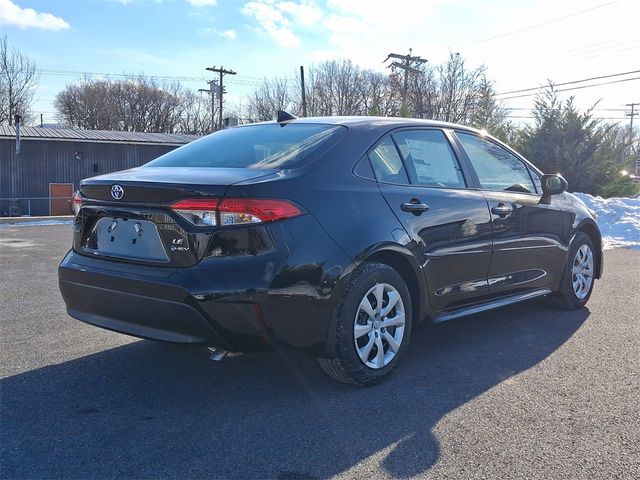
[318,262,412,386]
[552,232,596,310]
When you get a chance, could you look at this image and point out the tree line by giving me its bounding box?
[1,36,637,197]
[54,76,215,134]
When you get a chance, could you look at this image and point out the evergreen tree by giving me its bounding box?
[516,85,638,197]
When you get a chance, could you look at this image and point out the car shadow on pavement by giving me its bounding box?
[1,301,589,480]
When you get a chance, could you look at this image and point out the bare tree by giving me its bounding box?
[55,75,192,133]
[434,53,485,123]
[247,77,295,121]
[244,53,509,135]
[177,91,214,135]
[404,65,437,118]
[306,60,364,116]
[0,36,39,125]
[358,70,398,116]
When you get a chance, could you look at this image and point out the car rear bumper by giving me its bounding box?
[60,275,231,346]
[58,215,352,354]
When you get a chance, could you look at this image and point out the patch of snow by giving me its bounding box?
[0,219,73,228]
[573,193,640,250]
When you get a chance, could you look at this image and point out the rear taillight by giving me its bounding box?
[172,198,219,226]
[171,198,302,226]
[72,190,83,216]
[218,198,302,225]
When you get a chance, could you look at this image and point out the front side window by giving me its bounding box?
[145,124,346,170]
[368,136,409,184]
[392,130,466,188]
[457,132,536,193]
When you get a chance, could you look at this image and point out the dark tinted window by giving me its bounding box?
[368,137,409,184]
[393,130,465,188]
[457,132,535,193]
[145,124,346,170]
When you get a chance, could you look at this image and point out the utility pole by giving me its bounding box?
[300,66,307,117]
[198,80,219,133]
[384,48,427,115]
[626,102,638,137]
[625,102,639,174]
[206,66,236,130]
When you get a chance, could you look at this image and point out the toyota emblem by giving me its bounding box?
[111,184,124,200]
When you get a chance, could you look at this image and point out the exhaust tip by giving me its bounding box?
[206,347,228,361]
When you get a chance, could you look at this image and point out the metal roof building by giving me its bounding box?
[1,126,199,216]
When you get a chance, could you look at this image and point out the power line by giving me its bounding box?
[497,76,640,101]
[577,44,640,61]
[566,39,639,58]
[495,69,640,96]
[505,107,629,112]
[562,37,633,54]
[506,115,629,120]
[36,68,261,85]
[462,0,622,47]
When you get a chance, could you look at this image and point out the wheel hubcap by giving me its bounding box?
[353,283,406,369]
[572,244,594,300]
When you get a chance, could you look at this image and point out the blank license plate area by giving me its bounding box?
[93,217,169,262]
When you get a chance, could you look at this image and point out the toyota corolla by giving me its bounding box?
[58,115,602,385]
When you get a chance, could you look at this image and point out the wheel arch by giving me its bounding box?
[576,220,603,279]
[361,245,429,327]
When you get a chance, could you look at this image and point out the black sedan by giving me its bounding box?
[59,115,603,385]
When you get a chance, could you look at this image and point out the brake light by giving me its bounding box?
[219,198,302,225]
[171,198,302,226]
[72,190,83,216]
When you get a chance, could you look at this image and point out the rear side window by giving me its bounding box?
[145,124,346,170]
[457,132,536,193]
[392,130,466,188]
[368,137,410,184]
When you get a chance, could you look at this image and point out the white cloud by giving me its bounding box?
[220,29,237,40]
[242,1,323,48]
[188,0,218,6]
[0,0,70,30]
[277,1,322,26]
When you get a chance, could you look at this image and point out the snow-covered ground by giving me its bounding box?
[0,218,73,228]
[573,193,640,250]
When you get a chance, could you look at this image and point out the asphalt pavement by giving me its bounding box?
[1,224,638,479]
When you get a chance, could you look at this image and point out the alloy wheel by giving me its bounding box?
[572,244,594,300]
[353,283,406,369]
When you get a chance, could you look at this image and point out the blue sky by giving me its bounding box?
[1,0,638,125]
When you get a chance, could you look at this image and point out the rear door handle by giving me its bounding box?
[491,203,512,218]
[401,200,430,215]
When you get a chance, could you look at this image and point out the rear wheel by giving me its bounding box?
[318,262,412,386]
[552,232,596,310]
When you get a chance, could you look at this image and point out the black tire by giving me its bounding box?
[551,232,596,310]
[318,262,412,386]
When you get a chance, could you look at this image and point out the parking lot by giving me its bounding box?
[1,224,638,479]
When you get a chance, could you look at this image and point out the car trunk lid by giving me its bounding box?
[74,167,278,267]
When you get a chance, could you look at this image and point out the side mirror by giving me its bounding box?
[541,174,568,196]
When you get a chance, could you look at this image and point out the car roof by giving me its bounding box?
[251,115,485,134]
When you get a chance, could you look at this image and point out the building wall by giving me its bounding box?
[0,138,180,216]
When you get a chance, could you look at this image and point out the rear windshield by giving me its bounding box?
[145,123,346,170]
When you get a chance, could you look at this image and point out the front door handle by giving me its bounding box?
[491,203,512,218]
[401,200,430,215]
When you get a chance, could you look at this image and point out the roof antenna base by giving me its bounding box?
[277,110,297,124]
